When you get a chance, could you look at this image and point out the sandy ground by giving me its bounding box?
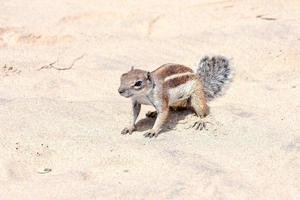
[0,0,300,199]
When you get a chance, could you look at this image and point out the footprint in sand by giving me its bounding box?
[256,15,277,21]
[58,12,122,25]
[0,26,74,47]
[3,161,31,180]
[282,137,300,152]
[0,64,21,77]
[17,34,74,46]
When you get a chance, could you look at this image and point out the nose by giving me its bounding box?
[118,88,125,94]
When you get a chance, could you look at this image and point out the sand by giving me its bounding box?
[0,0,300,199]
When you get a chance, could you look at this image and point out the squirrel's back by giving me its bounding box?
[152,63,193,80]
[151,56,232,101]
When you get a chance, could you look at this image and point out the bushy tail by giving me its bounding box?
[196,55,232,101]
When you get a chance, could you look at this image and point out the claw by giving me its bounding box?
[193,121,211,131]
[203,122,207,130]
[121,127,134,135]
[196,122,201,130]
[144,130,158,138]
[121,128,128,135]
[192,122,197,128]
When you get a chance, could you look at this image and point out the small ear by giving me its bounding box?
[147,72,151,80]
[130,66,134,71]
[147,72,155,87]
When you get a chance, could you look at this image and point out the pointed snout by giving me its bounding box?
[118,88,125,94]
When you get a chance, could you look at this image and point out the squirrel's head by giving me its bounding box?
[118,67,153,98]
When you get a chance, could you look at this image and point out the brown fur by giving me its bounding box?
[166,74,197,88]
[190,79,209,117]
[170,100,189,110]
[153,64,193,80]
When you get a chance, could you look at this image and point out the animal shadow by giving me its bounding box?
[135,109,194,134]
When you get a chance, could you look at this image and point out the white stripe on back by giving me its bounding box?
[164,72,194,82]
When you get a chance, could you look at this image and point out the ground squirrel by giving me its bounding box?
[118,56,232,138]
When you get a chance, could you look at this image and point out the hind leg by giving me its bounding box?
[190,81,210,130]
[170,99,189,111]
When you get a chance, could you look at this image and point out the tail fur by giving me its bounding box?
[196,55,232,101]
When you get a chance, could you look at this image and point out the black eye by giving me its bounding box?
[134,80,143,87]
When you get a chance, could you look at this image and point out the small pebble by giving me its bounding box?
[37,168,52,174]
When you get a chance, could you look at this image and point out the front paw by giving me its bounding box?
[121,127,135,135]
[146,111,157,118]
[144,129,159,138]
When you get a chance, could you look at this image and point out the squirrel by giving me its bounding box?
[118,56,232,138]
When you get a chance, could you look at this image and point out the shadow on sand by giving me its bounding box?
[135,109,195,134]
